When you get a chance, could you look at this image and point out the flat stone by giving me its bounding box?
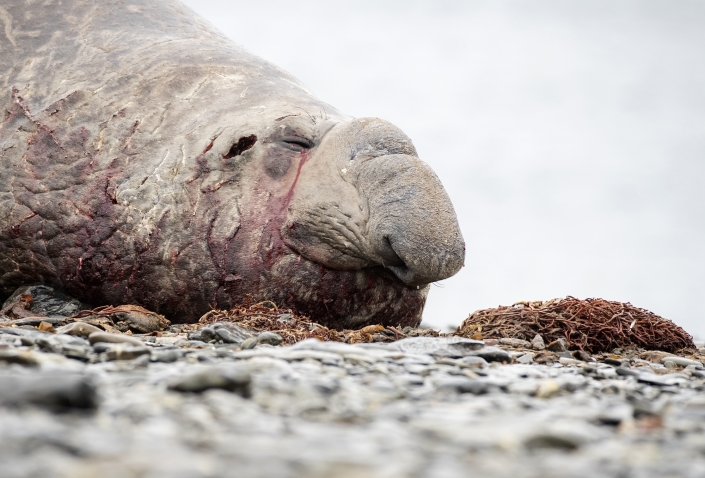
[151,349,181,363]
[35,334,89,354]
[603,358,625,367]
[384,337,484,357]
[59,344,93,361]
[154,336,182,346]
[471,346,512,363]
[524,422,602,450]
[0,349,40,367]
[56,321,103,338]
[257,331,283,346]
[458,356,488,367]
[639,350,672,364]
[0,327,49,343]
[167,367,251,396]
[89,331,144,347]
[615,367,640,377]
[187,327,216,342]
[637,373,673,386]
[279,350,343,362]
[0,372,97,410]
[1,285,90,317]
[12,316,64,326]
[692,370,705,379]
[456,379,494,395]
[104,345,151,361]
[516,352,534,364]
[240,337,258,349]
[661,356,703,369]
[293,339,394,361]
[188,322,256,344]
[499,338,531,348]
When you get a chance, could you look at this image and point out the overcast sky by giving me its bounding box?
[182,0,705,337]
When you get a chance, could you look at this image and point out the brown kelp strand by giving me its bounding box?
[197,296,438,345]
[455,297,695,353]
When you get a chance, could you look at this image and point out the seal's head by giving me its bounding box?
[200,109,464,329]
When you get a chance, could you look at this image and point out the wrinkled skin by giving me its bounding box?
[0,0,464,328]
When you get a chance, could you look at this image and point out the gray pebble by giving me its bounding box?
[257,332,283,346]
[499,338,531,348]
[60,344,93,361]
[572,350,594,362]
[458,356,488,368]
[89,331,144,347]
[56,321,103,338]
[615,367,640,377]
[456,380,493,395]
[167,367,251,396]
[188,322,256,344]
[11,316,64,326]
[35,334,89,354]
[384,336,484,357]
[0,349,40,367]
[104,345,151,361]
[0,372,97,410]
[547,338,569,352]
[240,337,258,350]
[0,327,49,345]
[531,334,546,350]
[151,349,181,363]
[559,357,583,366]
[691,370,705,379]
[661,356,703,369]
[524,430,589,451]
[471,346,512,363]
[187,327,217,342]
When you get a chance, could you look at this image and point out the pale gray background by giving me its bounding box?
[182,0,705,337]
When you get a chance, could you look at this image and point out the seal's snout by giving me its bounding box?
[282,116,464,288]
[360,153,465,286]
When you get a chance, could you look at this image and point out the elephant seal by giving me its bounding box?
[0,0,464,328]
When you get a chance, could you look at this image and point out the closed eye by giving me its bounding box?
[281,136,314,152]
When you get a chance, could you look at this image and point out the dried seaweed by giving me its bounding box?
[455,297,695,353]
[197,297,438,345]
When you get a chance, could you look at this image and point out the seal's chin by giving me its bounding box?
[264,251,428,330]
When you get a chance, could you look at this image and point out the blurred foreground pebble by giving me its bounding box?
[2,288,705,477]
[0,321,704,478]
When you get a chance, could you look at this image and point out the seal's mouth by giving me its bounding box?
[266,249,429,330]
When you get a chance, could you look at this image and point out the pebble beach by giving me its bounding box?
[2,322,705,478]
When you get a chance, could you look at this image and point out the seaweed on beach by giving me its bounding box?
[197,297,438,345]
[198,300,342,345]
[455,297,695,353]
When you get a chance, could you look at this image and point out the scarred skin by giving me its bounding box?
[0,0,465,328]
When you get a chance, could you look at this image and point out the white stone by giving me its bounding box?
[661,356,703,369]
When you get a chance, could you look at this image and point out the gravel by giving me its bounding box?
[0,329,705,477]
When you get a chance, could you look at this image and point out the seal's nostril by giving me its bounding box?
[223,134,257,159]
[380,236,421,286]
[380,236,405,267]
[387,264,415,285]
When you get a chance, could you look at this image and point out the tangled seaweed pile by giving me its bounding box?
[456,297,695,353]
[198,298,438,345]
